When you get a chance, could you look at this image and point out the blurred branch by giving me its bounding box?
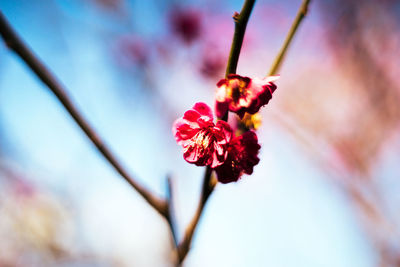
[177,167,216,263]
[175,0,256,264]
[268,0,311,76]
[0,11,168,217]
[165,175,179,248]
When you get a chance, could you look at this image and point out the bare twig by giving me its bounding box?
[268,0,311,76]
[225,0,256,77]
[0,12,168,217]
[177,167,216,263]
[165,175,179,248]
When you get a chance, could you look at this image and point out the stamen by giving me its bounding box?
[228,78,247,101]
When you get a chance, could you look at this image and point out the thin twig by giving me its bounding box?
[166,175,179,248]
[175,0,257,264]
[177,167,216,263]
[225,0,256,77]
[268,0,311,76]
[0,11,168,218]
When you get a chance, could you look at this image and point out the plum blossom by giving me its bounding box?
[173,102,233,167]
[170,8,202,44]
[215,74,279,119]
[214,131,261,184]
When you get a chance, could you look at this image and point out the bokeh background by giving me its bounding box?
[1,0,400,266]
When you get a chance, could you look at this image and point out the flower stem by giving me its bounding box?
[268,0,311,76]
[0,11,168,218]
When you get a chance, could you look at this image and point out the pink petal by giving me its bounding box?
[183,145,200,163]
[216,78,228,87]
[173,118,199,145]
[215,120,233,143]
[247,81,264,96]
[210,143,226,168]
[210,155,224,168]
[192,102,213,121]
[265,83,277,94]
[213,142,224,156]
[183,109,201,123]
[215,84,228,102]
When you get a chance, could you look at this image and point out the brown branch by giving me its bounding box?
[174,0,256,264]
[268,0,311,76]
[225,0,256,77]
[0,11,168,218]
[177,167,216,263]
[165,175,179,248]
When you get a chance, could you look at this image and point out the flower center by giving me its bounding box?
[193,129,213,151]
[228,79,247,102]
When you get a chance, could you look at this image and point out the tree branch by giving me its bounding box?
[177,167,216,263]
[0,11,168,218]
[268,0,311,76]
[225,0,256,77]
[165,175,179,248]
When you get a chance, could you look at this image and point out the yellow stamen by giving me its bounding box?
[240,113,262,130]
[227,78,247,101]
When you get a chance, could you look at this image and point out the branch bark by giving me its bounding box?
[226,0,256,77]
[176,167,216,263]
[268,0,311,76]
[165,175,179,248]
[0,11,168,218]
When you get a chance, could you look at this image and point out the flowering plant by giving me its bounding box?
[173,73,278,183]
[0,0,311,264]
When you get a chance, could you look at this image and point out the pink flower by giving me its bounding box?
[215,74,279,119]
[214,131,261,184]
[170,8,202,44]
[173,102,233,168]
